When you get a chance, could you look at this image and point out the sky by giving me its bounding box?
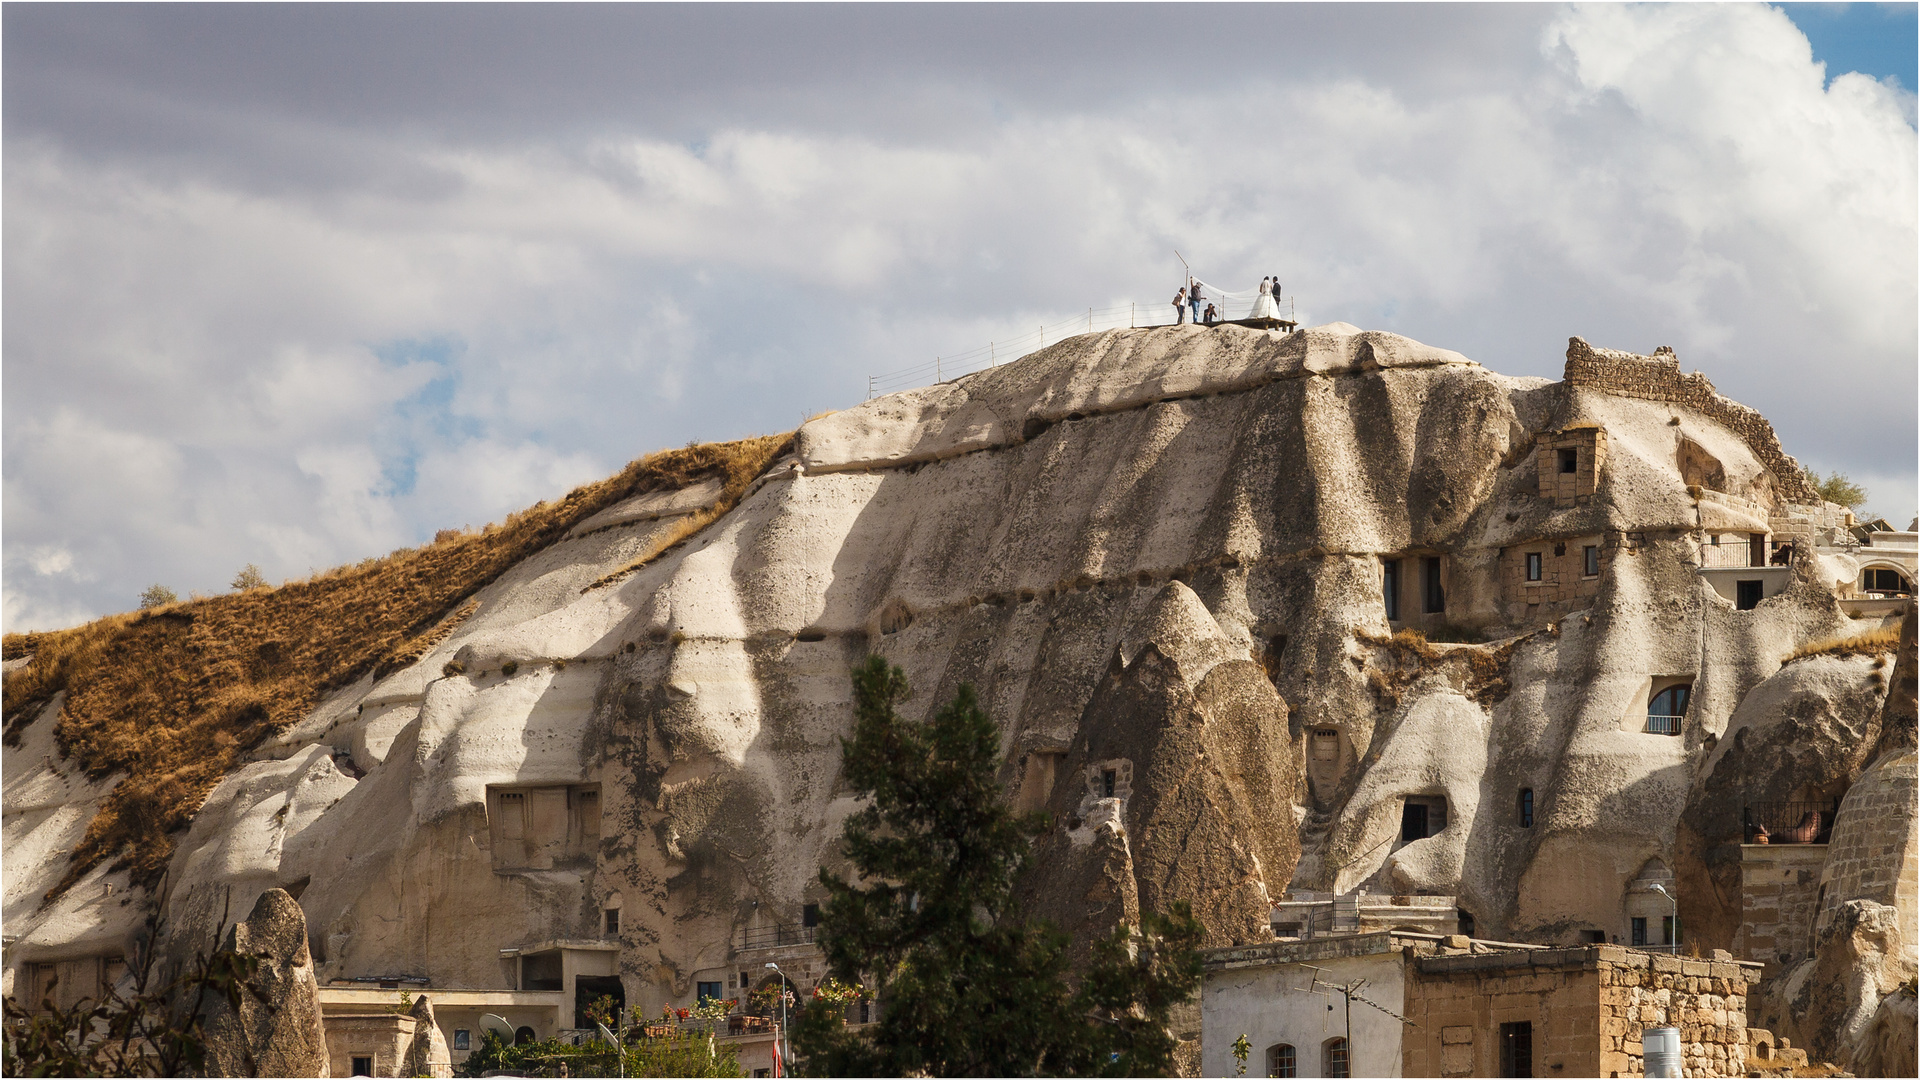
[4,2,1916,633]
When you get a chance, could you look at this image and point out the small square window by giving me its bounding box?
[1525,552,1542,581]
[454,1030,471,1051]
[697,980,723,1004]
[1558,447,1578,474]
[1312,730,1339,762]
[802,903,820,928]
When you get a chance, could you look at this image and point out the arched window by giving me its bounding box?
[1323,1036,1350,1078]
[1647,685,1690,735]
[1864,568,1914,596]
[1518,788,1534,828]
[1266,1042,1296,1078]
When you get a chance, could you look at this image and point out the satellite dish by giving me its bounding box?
[596,1023,619,1046]
[480,1013,515,1042]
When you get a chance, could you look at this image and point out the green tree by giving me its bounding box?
[136,584,177,610]
[793,656,1203,1077]
[229,564,268,592]
[454,1023,740,1078]
[1809,469,1869,509]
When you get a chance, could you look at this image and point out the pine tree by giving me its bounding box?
[793,656,1203,1077]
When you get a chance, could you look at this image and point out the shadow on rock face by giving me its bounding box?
[1015,583,1300,956]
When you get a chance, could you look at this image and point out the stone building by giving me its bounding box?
[1202,933,1772,1078]
[1403,944,1762,1078]
[1533,423,1607,505]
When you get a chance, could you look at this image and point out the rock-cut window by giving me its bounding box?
[1518,788,1534,828]
[1647,685,1689,735]
[1525,552,1542,582]
[1558,448,1578,474]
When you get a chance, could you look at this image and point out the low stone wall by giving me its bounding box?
[1563,338,1820,504]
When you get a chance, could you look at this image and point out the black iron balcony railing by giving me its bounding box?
[736,925,817,950]
[1745,799,1840,844]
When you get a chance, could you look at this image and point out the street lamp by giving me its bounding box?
[1648,882,1679,954]
[765,962,792,1075]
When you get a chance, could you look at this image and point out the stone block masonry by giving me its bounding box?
[1736,843,1829,973]
[1534,425,1606,504]
[1498,532,1615,624]
[1563,338,1820,504]
[1815,750,1918,938]
[1403,944,1763,1078]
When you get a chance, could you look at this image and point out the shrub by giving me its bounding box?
[229,565,268,592]
[137,585,177,610]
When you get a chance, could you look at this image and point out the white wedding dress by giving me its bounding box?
[1249,279,1283,321]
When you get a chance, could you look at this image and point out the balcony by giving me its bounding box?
[734,925,817,951]
[1745,800,1839,845]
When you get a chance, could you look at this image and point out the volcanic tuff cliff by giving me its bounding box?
[4,322,1911,1057]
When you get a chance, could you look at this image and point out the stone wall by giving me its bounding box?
[1562,338,1820,504]
[324,1014,415,1078]
[1497,533,1612,624]
[1816,750,1919,938]
[1534,425,1606,505]
[1735,843,1828,972]
[1403,945,1762,1078]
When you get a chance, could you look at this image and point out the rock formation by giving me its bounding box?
[402,995,455,1078]
[4,322,1912,1070]
[197,887,328,1078]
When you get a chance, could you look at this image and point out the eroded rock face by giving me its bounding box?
[1753,747,1919,1074]
[197,888,327,1078]
[3,324,1907,1045]
[403,995,454,1078]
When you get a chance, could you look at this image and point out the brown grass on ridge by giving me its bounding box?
[1355,626,1530,708]
[1784,620,1905,665]
[1,432,793,901]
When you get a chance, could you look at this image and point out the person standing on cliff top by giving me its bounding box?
[1188,280,1204,325]
[1250,277,1282,321]
[1173,285,1188,324]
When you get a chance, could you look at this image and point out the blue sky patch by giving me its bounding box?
[1780,2,1919,89]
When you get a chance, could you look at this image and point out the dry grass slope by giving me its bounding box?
[1785,621,1905,665]
[0,433,792,900]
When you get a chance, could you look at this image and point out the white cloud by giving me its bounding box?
[3,2,1912,632]
[28,546,75,577]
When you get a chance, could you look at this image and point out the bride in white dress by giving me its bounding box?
[1249,277,1283,321]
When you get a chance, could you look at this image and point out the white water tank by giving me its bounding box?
[1642,1026,1682,1078]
